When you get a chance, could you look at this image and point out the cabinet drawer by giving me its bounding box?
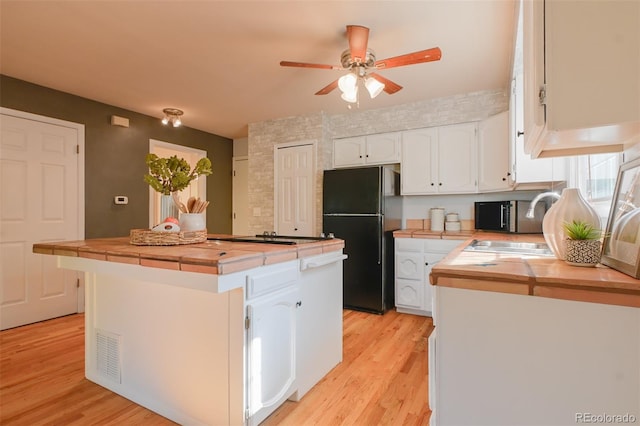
[395,238,424,252]
[246,261,299,300]
[423,239,462,253]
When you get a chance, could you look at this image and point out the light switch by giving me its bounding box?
[114,196,128,205]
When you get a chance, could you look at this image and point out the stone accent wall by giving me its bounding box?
[247,89,509,235]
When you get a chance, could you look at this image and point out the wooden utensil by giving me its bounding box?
[187,196,196,213]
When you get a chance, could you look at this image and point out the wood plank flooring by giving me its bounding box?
[0,309,433,425]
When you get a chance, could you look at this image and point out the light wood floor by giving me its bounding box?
[0,309,433,425]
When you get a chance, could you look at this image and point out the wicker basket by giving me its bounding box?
[129,229,207,246]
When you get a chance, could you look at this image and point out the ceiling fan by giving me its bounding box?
[280,25,442,102]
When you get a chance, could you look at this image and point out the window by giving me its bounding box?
[572,152,623,225]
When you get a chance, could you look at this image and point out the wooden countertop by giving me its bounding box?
[33,234,344,275]
[394,230,640,308]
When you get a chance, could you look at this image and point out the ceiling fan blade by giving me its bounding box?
[369,73,403,94]
[347,25,369,63]
[280,61,340,70]
[375,47,442,69]
[315,79,339,95]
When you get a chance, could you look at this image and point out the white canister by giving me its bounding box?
[445,221,461,232]
[446,213,459,222]
[430,208,445,231]
[179,213,206,232]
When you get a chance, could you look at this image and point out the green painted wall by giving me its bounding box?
[0,75,233,238]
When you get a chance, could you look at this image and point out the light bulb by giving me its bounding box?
[341,85,358,103]
[338,73,357,93]
[365,77,385,99]
[161,116,169,125]
[173,117,181,127]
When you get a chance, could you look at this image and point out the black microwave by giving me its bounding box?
[474,200,545,233]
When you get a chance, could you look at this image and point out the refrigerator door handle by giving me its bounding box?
[377,217,383,265]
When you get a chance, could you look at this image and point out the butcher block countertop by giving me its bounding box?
[33,234,344,275]
[394,229,640,309]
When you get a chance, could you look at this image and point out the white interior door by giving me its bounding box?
[275,143,314,236]
[232,156,249,236]
[0,110,83,330]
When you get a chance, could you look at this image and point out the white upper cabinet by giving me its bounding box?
[333,132,400,168]
[478,111,513,192]
[523,0,640,158]
[401,128,439,194]
[401,123,477,195]
[437,123,478,193]
[333,136,365,167]
[512,73,567,186]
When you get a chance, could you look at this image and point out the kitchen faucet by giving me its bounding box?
[526,192,561,219]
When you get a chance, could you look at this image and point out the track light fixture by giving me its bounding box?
[161,108,183,127]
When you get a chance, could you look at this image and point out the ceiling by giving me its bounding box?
[0,1,518,140]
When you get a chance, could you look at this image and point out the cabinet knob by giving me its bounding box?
[425,262,429,266]
[502,177,506,181]
[430,183,434,186]
[517,130,524,137]
[438,183,442,186]
[294,228,298,231]
[296,301,302,307]
[359,155,363,158]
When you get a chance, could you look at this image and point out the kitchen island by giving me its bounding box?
[425,232,640,426]
[33,235,346,426]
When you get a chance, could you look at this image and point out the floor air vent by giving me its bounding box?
[96,329,122,384]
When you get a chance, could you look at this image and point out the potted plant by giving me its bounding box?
[144,154,212,220]
[144,154,212,195]
[562,220,603,267]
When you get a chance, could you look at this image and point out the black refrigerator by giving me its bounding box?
[322,166,402,314]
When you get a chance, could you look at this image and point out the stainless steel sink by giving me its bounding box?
[463,239,555,256]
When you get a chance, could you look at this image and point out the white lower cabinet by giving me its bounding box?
[432,285,640,426]
[245,252,346,425]
[245,262,299,426]
[395,238,461,316]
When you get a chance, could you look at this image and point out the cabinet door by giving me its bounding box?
[366,132,401,164]
[247,287,298,425]
[333,137,366,168]
[423,253,444,314]
[545,0,639,131]
[437,123,478,193]
[396,252,424,281]
[522,0,545,152]
[478,111,512,192]
[401,128,438,194]
[396,278,423,309]
[513,72,566,184]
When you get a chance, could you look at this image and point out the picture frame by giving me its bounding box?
[601,157,640,278]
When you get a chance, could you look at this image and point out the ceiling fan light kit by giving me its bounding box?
[161,108,183,127]
[280,24,442,106]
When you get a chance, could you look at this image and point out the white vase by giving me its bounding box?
[542,188,601,260]
[160,194,179,221]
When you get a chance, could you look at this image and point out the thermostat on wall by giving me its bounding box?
[114,196,128,205]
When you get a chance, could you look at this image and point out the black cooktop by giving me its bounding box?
[207,235,334,245]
